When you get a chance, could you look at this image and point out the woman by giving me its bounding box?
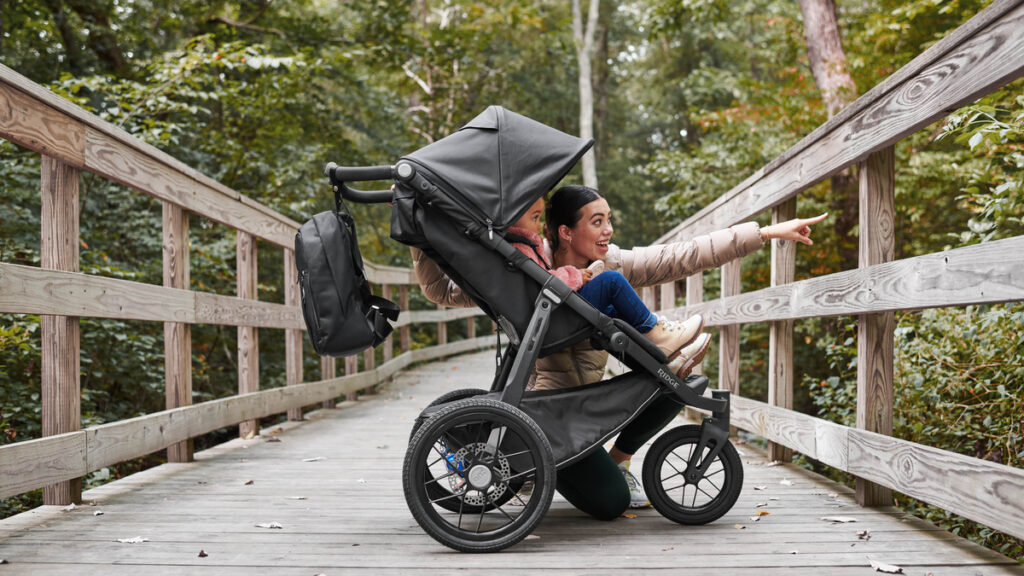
[411,185,827,518]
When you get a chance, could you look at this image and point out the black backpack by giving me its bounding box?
[295,205,399,358]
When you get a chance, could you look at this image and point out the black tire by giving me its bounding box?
[412,388,522,514]
[642,424,743,525]
[403,398,555,552]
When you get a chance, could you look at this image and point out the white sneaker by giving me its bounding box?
[618,460,650,509]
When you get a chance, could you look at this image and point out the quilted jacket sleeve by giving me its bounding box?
[608,222,764,288]
[410,247,477,308]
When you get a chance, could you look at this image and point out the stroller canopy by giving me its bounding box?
[402,106,593,231]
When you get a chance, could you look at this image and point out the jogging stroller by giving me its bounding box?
[320,106,742,552]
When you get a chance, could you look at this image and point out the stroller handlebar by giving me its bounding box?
[324,162,394,204]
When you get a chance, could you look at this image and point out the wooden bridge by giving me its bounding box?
[2,0,1023,572]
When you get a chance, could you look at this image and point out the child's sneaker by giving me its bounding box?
[644,314,704,360]
[618,460,650,509]
[667,333,712,378]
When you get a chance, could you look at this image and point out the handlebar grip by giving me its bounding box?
[324,162,394,182]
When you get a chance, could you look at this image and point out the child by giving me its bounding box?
[506,196,709,375]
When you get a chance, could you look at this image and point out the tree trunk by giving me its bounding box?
[572,0,599,189]
[798,0,858,269]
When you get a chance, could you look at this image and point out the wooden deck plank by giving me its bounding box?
[1,351,1020,574]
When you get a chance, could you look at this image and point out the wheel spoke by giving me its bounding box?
[428,488,466,505]
[504,467,537,483]
[696,484,718,501]
[663,481,687,493]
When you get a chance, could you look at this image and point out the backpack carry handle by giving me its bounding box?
[324,162,394,204]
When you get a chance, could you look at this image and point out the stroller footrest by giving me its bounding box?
[683,374,709,396]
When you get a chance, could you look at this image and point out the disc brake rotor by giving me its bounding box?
[447,442,511,506]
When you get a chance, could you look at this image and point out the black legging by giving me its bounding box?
[555,394,683,520]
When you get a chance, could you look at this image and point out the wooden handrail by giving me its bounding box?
[648,0,1024,540]
[0,61,489,504]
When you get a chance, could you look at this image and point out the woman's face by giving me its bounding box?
[564,198,613,262]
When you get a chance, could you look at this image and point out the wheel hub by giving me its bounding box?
[448,442,511,506]
[467,464,493,489]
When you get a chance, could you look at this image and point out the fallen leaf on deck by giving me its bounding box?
[0,558,8,564]
[288,496,307,500]
[302,457,326,462]
[858,530,871,541]
[828,493,839,499]
[780,479,793,486]
[525,535,540,540]
[244,480,254,485]
[820,516,857,523]
[270,427,283,434]
[198,550,208,558]
[869,560,904,574]
[753,485,768,491]
[733,524,746,530]
[789,550,799,554]
[769,497,779,501]
[93,511,104,516]
[116,536,149,543]
[764,461,782,467]
[62,503,77,512]
[452,366,458,370]
[376,445,388,449]
[266,437,282,443]
[749,516,761,521]
[755,510,770,516]
[662,546,675,551]
[243,431,256,440]
[755,501,768,508]
[255,522,283,529]
[357,478,366,484]
[621,513,637,518]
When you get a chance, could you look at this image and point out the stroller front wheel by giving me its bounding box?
[642,424,743,525]
[403,397,555,552]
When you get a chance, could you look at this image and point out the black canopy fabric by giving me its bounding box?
[402,106,593,231]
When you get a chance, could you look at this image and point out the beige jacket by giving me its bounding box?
[411,222,765,389]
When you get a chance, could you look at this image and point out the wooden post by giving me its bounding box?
[382,284,393,363]
[686,273,704,376]
[436,303,448,347]
[163,202,193,462]
[321,357,336,409]
[345,355,358,402]
[466,315,476,340]
[720,259,741,435]
[399,286,411,353]
[768,199,796,462]
[857,146,896,507]
[641,286,656,310]
[659,281,676,314]
[285,249,303,422]
[237,231,259,438]
[40,156,81,505]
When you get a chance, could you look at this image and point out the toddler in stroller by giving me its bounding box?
[506,194,710,372]
[314,106,773,552]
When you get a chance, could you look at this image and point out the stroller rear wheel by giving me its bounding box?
[642,424,743,525]
[403,397,555,552]
[412,388,524,514]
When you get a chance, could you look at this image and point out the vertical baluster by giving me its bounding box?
[40,156,81,505]
[345,355,358,402]
[237,231,259,438]
[285,249,303,421]
[659,281,676,314]
[720,260,741,399]
[382,283,393,363]
[686,273,704,376]
[437,303,448,347]
[163,202,193,462]
[769,199,797,462]
[399,285,411,353]
[321,357,336,409]
[857,146,896,507]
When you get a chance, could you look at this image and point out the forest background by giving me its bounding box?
[0,0,1021,561]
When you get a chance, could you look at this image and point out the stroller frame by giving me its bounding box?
[321,109,745,549]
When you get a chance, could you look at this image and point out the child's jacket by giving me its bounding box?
[504,226,583,290]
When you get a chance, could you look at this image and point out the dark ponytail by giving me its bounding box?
[545,185,602,251]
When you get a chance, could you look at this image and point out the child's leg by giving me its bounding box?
[577,271,657,333]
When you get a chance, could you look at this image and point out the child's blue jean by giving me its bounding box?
[577,271,657,333]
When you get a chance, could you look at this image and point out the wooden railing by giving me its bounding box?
[0,63,490,505]
[646,0,1024,541]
